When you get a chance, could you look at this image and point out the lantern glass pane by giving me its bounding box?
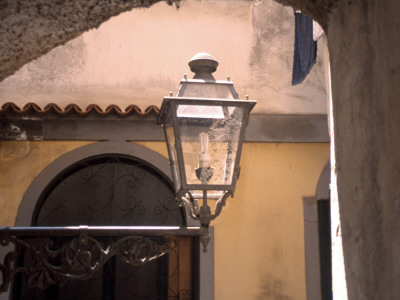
[165,125,181,192]
[176,104,244,188]
[180,83,235,99]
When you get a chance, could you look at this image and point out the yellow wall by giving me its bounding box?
[214,142,329,300]
[0,141,96,225]
[0,140,329,300]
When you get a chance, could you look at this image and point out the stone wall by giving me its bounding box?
[278,0,400,298]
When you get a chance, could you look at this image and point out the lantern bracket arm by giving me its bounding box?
[177,192,200,220]
[177,191,232,222]
[210,191,232,221]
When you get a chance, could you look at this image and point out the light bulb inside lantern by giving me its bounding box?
[199,132,211,168]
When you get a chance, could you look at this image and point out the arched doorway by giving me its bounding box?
[303,161,332,300]
[12,142,199,300]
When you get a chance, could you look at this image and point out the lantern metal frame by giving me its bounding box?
[176,78,240,99]
[158,96,256,195]
[158,96,256,251]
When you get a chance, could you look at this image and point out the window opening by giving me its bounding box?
[33,154,185,227]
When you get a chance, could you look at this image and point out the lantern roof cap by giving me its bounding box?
[188,53,219,80]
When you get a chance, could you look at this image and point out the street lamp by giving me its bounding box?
[157,53,256,251]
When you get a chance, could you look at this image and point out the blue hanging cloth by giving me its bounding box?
[292,11,317,85]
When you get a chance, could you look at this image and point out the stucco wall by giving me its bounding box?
[0,140,329,299]
[0,0,326,115]
[0,140,96,225]
[214,142,329,300]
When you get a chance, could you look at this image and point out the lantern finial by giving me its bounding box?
[188,52,219,80]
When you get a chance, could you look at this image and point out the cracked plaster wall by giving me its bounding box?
[0,0,327,115]
[0,0,164,82]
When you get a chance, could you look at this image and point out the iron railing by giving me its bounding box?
[0,226,200,295]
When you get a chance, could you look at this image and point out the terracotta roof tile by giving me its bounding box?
[0,102,160,117]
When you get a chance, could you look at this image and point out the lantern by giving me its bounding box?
[158,53,256,251]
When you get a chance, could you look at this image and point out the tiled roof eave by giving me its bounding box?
[0,102,160,117]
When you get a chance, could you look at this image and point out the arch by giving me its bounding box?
[316,161,330,200]
[16,141,197,227]
[303,160,331,300]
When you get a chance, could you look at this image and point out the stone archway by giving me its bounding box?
[303,161,330,300]
[279,1,400,299]
[0,0,169,81]
[11,141,214,300]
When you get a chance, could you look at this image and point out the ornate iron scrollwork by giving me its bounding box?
[178,190,231,251]
[0,228,177,294]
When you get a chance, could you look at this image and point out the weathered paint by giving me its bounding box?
[0,140,329,300]
[0,113,330,143]
[0,0,327,115]
[1,0,399,298]
[213,143,329,300]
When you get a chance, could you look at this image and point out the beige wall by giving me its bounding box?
[0,140,329,299]
[0,0,327,115]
